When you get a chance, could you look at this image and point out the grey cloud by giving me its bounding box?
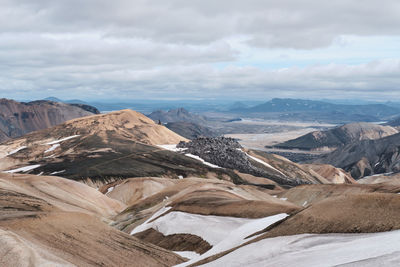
[0,0,400,101]
[2,0,400,48]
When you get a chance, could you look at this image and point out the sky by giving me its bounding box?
[1,0,400,102]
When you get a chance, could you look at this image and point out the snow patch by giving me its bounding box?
[174,251,201,260]
[176,213,288,266]
[280,198,288,201]
[46,135,80,145]
[157,144,187,152]
[185,154,221,168]
[131,211,252,245]
[130,206,172,235]
[302,201,308,207]
[4,164,41,173]
[7,146,27,156]
[106,186,114,194]
[50,170,65,175]
[199,230,400,267]
[245,153,286,176]
[44,144,60,153]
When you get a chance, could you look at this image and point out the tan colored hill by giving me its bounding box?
[0,110,220,184]
[358,172,400,185]
[63,109,188,145]
[276,183,399,207]
[259,193,400,238]
[247,150,348,184]
[303,163,356,184]
[0,98,99,142]
[0,173,184,266]
[0,173,125,218]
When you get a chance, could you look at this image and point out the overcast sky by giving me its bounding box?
[1,0,400,101]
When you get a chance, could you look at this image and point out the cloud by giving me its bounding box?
[0,0,400,100]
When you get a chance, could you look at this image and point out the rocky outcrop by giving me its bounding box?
[0,98,99,142]
[177,137,308,186]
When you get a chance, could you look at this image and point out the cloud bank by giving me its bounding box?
[1,0,400,100]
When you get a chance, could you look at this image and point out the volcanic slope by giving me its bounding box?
[0,98,99,142]
[0,109,203,182]
[274,122,398,151]
[0,173,184,267]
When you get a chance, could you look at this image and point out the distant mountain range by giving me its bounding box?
[230,98,400,123]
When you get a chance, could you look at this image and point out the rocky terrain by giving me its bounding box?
[0,98,99,142]
[274,122,398,151]
[177,137,309,186]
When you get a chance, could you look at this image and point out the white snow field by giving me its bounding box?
[173,251,201,260]
[157,144,220,168]
[184,154,221,168]
[157,144,187,152]
[44,144,60,153]
[130,207,288,265]
[177,213,288,266]
[7,146,27,156]
[198,230,400,267]
[244,152,286,176]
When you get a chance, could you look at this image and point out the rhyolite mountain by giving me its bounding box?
[314,132,400,179]
[0,98,99,142]
[274,122,398,151]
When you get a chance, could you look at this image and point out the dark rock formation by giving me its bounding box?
[177,137,307,186]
